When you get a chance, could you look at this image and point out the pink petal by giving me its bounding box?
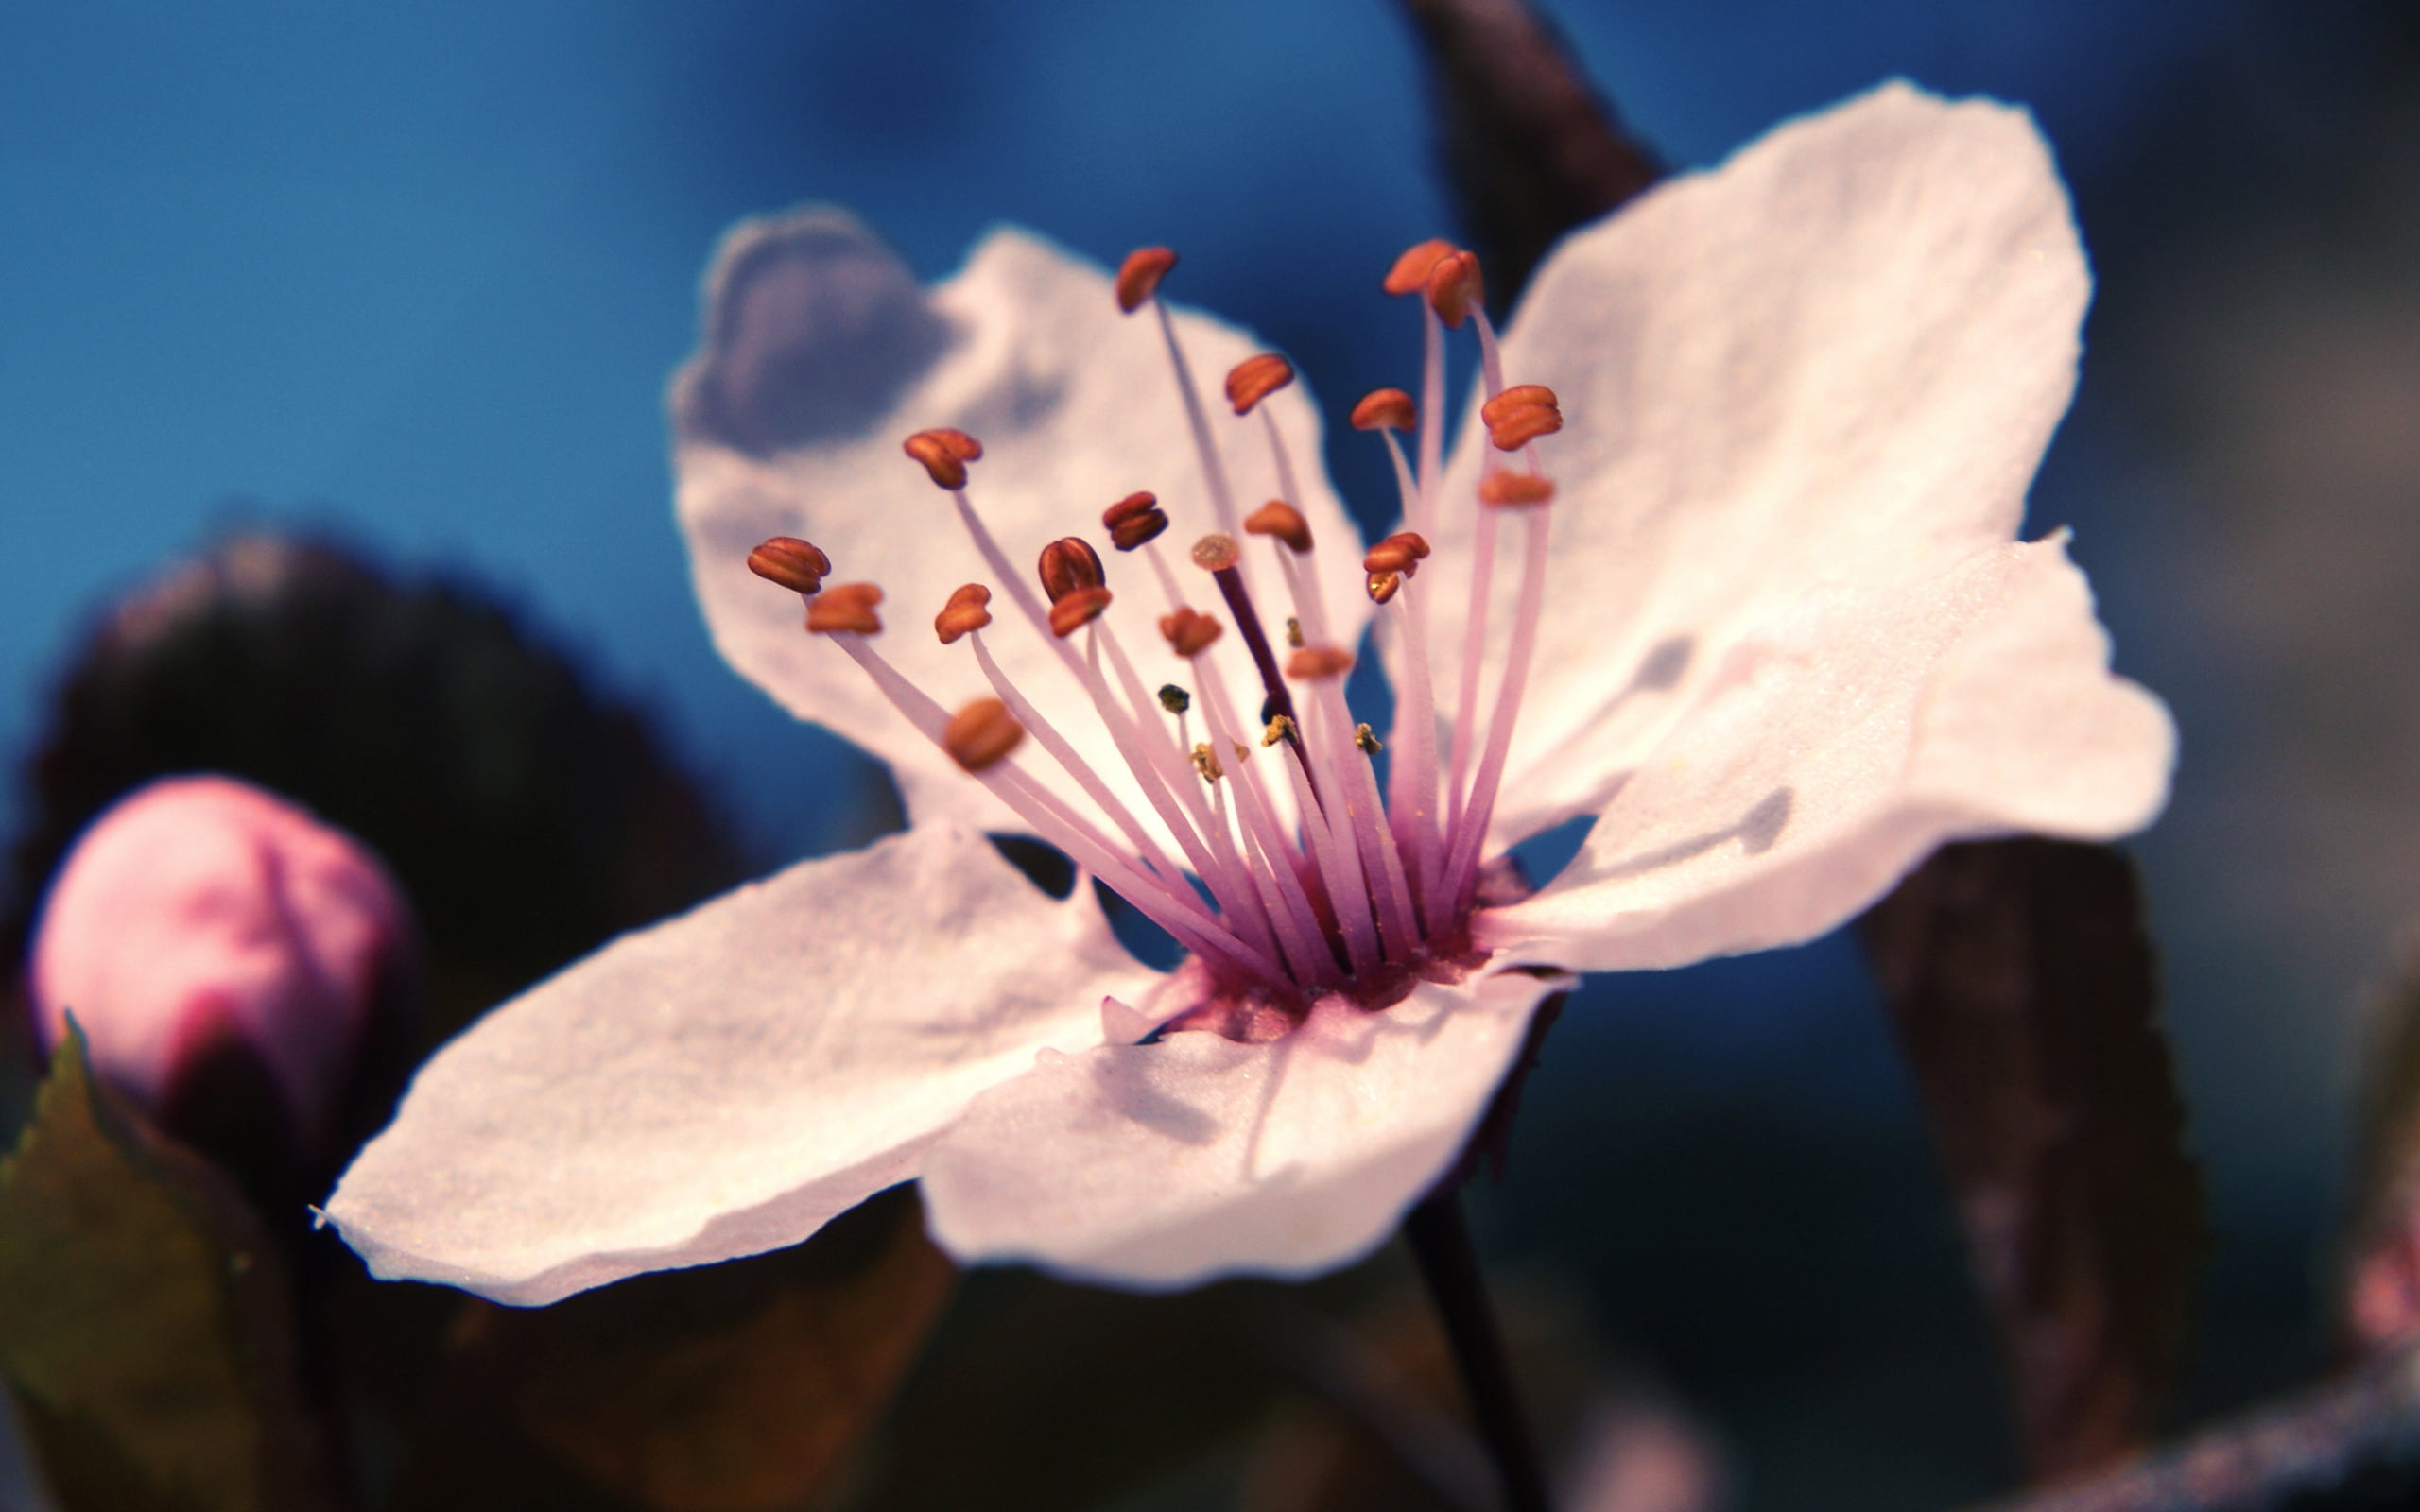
[675,209,1363,849]
[1478,536,2172,971]
[324,824,1162,1304]
[919,964,1567,1288]
[1419,84,2097,849]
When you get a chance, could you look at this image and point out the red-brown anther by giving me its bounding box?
[1047,585,1114,638]
[1243,500,1312,555]
[1286,644,1355,679]
[1426,249,1485,329]
[1159,606,1224,657]
[934,583,994,644]
[1362,530,1431,576]
[747,536,831,595]
[1189,532,1239,572]
[805,582,884,634]
[1102,490,1168,551]
[1037,537,1106,603]
[1350,387,1417,432]
[942,697,1024,773]
[1480,384,1564,451]
[1224,353,1295,416]
[1115,247,1178,314]
[1478,472,1557,507]
[904,427,983,490]
[1367,570,1404,605]
[1383,238,1458,297]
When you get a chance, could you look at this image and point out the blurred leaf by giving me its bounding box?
[391,1186,954,1512]
[1393,0,1663,309]
[1860,838,2205,1481]
[0,1026,329,1512]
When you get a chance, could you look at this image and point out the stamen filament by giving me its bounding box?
[1443,502,1552,921]
[1194,656,1337,982]
[954,490,1083,679]
[1444,507,1499,846]
[1152,300,1240,539]
[1418,305,1444,535]
[1208,562,1305,765]
[1308,679,1421,956]
[1274,714,1381,977]
[1384,581,1446,914]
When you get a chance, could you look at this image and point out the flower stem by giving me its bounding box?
[1404,1189,1554,1512]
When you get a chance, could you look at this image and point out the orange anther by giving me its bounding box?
[805,582,884,634]
[1224,353,1295,416]
[1189,532,1239,573]
[1243,500,1312,555]
[1478,472,1556,507]
[1102,490,1168,551]
[1037,537,1106,603]
[904,427,983,490]
[1116,247,1178,313]
[1426,249,1484,329]
[1047,585,1114,638]
[1351,388,1417,432]
[1286,644,1355,680]
[942,697,1024,773]
[934,583,994,644]
[1159,607,1224,657]
[747,536,831,594]
[1383,239,1458,297]
[1362,531,1432,575]
[1367,571,1404,605]
[1480,384,1563,450]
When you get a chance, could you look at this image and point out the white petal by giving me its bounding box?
[1417,83,2092,847]
[325,823,1161,1305]
[919,964,1566,1288]
[675,209,1363,848]
[1478,535,2173,972]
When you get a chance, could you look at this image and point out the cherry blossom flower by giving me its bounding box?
[325,83,2171,1307]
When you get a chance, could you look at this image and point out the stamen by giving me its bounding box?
[1287,644,1354,680]
[1244,500,1312,555]
[1103,490,1169,550]
[1191,743,1224,782]
[942,697,1024,772]
[1196,534,1301,738]
[1160,606,1223,657]
[1158,683,1191,714]
[747,536,830,595]
[1190,533,1239,572]
[1224,353,1295,416]
[1365,532,1432,574]
[1047,585,1114,638]
[1115,247,1178,313]
[806,582,882,635]
[1038,536,1107,601]
[1480,385,1563,451]
[903,427,982,490]
[1478,473,1556,507]
[1356,724,1382,755]
[1425,249,1484,330]
[1443,502,1554,921]
[1382,577,1446,914]
[1350,387,1416,434]
[1367,571,1403,605]
[1382,239,1458,296]
[1285,616,1305,648]
[934,583,993,644]
[1192,654,1336,983]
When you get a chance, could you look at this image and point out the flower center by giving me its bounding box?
[750,240,1562,1040]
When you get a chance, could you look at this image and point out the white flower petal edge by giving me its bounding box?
[1417,82,2096,850]
[1479,534,2173,972]
[325,824,1160,1305]
[921,964,1567,1289]
[675,210,1363,850]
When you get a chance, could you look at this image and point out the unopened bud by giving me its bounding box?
[1102,491,1169,551]
[1478,472,1556,507]
[1243,500,1312,555]
[1037,537,1106,603]
[28,776,417,1161]
[747,536,831,595]
[1190,533,1239,573]
[1287,645,1354,679]
[934,583,994,644]
[1224,353,1295,416]
[1351,388,1417,432]
[903,427,983,490]
[1047,585,1114,638]
[1383,239,1458,297]
[942,697,1024,772]
[1426,249,1484,329]
[806,582,884,633]
[1480,384,1564,451]
[1116,247,1178,313]
[1159,607,1223,658]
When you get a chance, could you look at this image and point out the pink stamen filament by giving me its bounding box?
[1384,580,1446,915]
[1443,500,1552,923]
[1151,297,1240,540]
[1192,655,1337,983]
[1418,305,1444,536]
[955,490,1084,680]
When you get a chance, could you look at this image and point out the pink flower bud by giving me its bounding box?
[27,776,415,1155]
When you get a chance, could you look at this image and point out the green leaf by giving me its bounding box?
[1861,838,2206,1482]
[0,1026,325,1512]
